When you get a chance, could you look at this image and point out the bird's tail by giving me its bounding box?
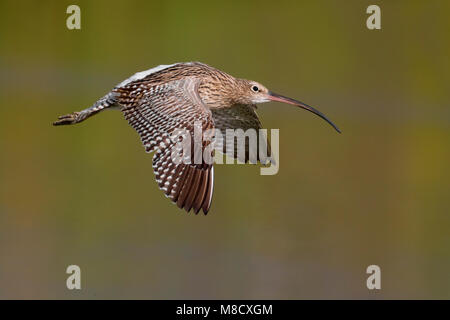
[53,92,118,126]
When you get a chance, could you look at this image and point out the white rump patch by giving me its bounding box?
[116,63,179,87]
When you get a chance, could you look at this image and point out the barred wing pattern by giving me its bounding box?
[211,104,271,164]
[114,77,215,214]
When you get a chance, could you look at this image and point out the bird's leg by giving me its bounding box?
[53,107,104,126]
[53,93,117,126]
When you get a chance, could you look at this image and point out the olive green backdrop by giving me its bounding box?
[0,0,449,299]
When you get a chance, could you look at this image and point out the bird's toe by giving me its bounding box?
[53,112,79,126]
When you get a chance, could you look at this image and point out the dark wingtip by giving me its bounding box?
[202,201,211,215]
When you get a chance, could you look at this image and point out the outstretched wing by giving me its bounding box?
[211,104,271,164]
[114,77,215,214]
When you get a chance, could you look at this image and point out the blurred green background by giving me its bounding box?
[0,0,449,299]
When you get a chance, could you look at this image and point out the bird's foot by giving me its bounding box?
[53,112,81,126]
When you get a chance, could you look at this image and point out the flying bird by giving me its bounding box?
[53,62,340,214]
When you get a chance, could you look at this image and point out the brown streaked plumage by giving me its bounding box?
[53,62,340,215]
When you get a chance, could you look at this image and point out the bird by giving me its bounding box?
[53,62,340,215]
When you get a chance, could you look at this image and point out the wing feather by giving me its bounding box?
[211,104,271,164]
[115,76,215,214]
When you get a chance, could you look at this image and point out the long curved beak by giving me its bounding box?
[267,91,341,133]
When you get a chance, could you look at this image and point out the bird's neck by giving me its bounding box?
[198,77,240,109]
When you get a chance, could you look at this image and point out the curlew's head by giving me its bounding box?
[235,79,341,133]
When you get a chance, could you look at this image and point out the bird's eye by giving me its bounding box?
[251,85,259,92]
